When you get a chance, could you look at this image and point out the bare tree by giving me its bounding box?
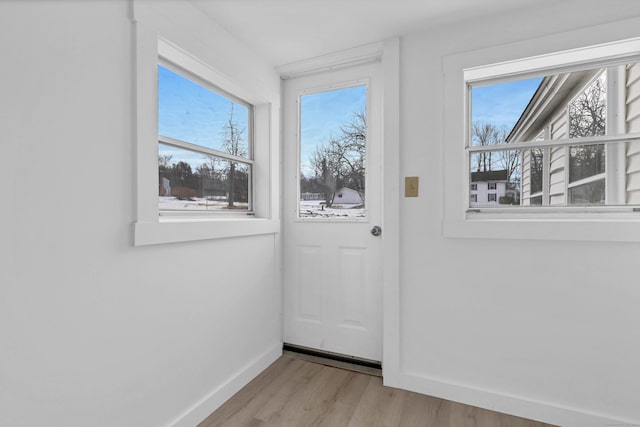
[221,104,247,208]
[309,111,366,207]
[472,122,500,172]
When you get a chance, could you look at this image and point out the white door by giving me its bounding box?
[283,62,383,362]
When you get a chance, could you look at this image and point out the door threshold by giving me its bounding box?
[283,343,382,377]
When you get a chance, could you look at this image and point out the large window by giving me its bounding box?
[444,34,640,242]
[157,64,253,213]
[467,61,640,210]
[133,9,279,246]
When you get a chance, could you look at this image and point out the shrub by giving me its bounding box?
[171,186,197,200]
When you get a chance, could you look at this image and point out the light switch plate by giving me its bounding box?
[405,176,419,197]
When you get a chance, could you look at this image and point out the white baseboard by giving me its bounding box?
[168,343,282,427]
[383,370,639,427]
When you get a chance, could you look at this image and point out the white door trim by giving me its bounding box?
[379,38,401,382]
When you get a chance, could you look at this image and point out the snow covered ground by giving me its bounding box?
[159,196,248,211]
[159,197,364,217]
[299,200,365,218]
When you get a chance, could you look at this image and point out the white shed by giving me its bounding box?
[334,187,363,204]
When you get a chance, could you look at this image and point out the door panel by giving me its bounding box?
[283,62,382,362]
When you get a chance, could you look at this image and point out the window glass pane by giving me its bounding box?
[468,61,640,209]
[568,73,606,138]
[159,144,250,211]
[470,77,542,147]
[569,144,605,183]
[158,65,249,157]
[530,195,543,206]
[299,85,367,219]
[568,179,605,205]
[530,148,544,194]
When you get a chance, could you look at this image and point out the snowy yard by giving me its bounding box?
[159,196,248,211]
[299,200,365,218]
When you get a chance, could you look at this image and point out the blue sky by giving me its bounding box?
[471,77,542,135]
[158,65,249,167]
[300,85,367,177]
[158,66,366,176]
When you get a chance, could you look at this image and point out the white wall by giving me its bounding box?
[0,2,281,426]
[396,2,640,426]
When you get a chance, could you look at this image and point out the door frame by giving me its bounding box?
[276,39,400,381]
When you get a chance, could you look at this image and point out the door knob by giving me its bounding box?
[370,225,382,237]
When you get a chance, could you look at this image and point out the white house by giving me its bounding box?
[469,170,509,207]
[3,2,640,427]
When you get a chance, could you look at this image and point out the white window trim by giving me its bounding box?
[444,33,640,242]
[132,5,278,245]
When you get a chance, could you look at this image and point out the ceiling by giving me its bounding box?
[191,0,547,67]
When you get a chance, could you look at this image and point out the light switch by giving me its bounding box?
[405,176,419,197]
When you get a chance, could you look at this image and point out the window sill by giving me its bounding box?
[443,215,640,242]
[134,218,279,246]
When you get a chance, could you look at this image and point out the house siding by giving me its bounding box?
[626,63,640,203]
[549,113,567,205]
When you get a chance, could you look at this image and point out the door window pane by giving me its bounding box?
[299,85,367,218]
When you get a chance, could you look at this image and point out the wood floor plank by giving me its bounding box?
[258,365,351,426]
[200,355,559,427]
[252,358,325,423]
[314,371,371,427]
[198,356,305,427]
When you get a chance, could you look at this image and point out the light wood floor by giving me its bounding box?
[198,354,558,427]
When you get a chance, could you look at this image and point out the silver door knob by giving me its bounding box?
[370,225,382,236]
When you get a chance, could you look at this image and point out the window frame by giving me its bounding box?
[157,59,256,216]
[133,15,279,245]
[443,34,640,242]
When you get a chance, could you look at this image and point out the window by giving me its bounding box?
[467,57,640,211]
[470,183,477,191]
[158,64,253,213]
[443,33,640,242]
[470,194,478,203]
[488,193,497,202]
[133,13,279,246]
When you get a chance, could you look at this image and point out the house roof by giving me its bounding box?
[471,170,508,182]
[506,69,599,143]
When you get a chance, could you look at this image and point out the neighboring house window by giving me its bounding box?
[470,183,477,191]
[470,194,478,203]
[567,72,606,205]
[488,182,497,190]
[488,193,497,202]
[158,63,254,213]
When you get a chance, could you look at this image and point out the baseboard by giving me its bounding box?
[383,370,639,427]
[167,343,282,427]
